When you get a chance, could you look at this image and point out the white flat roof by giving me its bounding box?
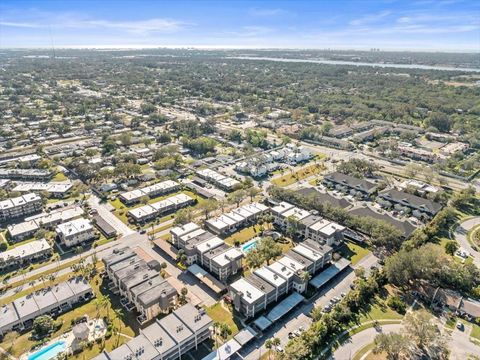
[278,255,305,272]
[308,219,331,232]
[271,201,294,215]
[196,237,224,254]
[320,222,345,236]
[292,244,323,262]
[225,212,245,223]
[254,267,287,288]
[171,222,200,238]
[213,247,243,267]
[282,207,311,221]
[56,218,93,236]
[181,228,206,241]
[268,261,295,280]
[230,278,265,304]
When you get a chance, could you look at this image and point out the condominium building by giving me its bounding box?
[55,218,96,248]
[0,193,42,222]
[0,239,52,271]
[205,202,268,235]
[12,182,73,198]
[0,168,53,181]
[323,172,378,199]
[119,180,180,205]
[0,277,93,336]
[93,304,213,360]
[128,193,194,223]
[196,169,241,191]
[377,189,443,219]
[229,240,333,318]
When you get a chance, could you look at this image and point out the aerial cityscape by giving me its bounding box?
[0,1,479,360]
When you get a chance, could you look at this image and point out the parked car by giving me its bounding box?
[456,321,464,331]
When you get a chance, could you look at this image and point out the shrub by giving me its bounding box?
[386,295,406,314]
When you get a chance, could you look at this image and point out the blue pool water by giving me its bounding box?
[242,239,258,253]
[28,341,66,360]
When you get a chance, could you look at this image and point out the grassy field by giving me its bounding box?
[467,224,480,247]
[0,268,136,359]
[337,241,371,266]
[52,171,68,181]
[353,343,376,360]
[271,163,325,187]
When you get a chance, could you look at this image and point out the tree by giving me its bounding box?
[32,315,55,338]
[114,308,124,347]
[245,249,264,270]
[200,199,218,219]
[373,332,410,360]
[256,237,282,265]
[247,187,261,201]
[444,240,459,256]
[228,189,247,207]
[174,208,195,225]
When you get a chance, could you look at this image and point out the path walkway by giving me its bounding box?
[453,217,480,266]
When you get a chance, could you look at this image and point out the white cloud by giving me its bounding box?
[349,10,392,26]
[249,8,288,17]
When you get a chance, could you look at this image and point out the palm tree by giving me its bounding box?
[114,308,124,347]
[271,337,281,355]
[265,339,274,360]
[301,271,311,283]
[212,321,221,349]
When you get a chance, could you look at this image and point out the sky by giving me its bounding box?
[0,0,479,51]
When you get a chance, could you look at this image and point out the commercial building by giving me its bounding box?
[0,277,93,336]
[128,193,194,223]
[229,240,332,318]
[0,193,42,222]
[323,172,378,199]
[377,189,442,219]
[103,247,177,322]
[55,218,96,248]
[93,304,213,360]
[196,169,241,192]
[119,180,180,205]
[0,239,52,271]
[205,202,269,235]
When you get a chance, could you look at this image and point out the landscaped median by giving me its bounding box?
[271,162,325,187]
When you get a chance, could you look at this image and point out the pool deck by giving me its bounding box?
[20,318,106,360]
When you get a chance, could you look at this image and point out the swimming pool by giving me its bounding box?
[28,341,66,360]
[241,238,259,253]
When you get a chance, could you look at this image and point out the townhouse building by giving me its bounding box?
[322,172,378,199]
[377,189,443,219]
[128,193,194,223]
[0,239,52,271]
[196,169,241,192]
[205,202,268,235]
[119,180,180,205]
[0,168,53,181]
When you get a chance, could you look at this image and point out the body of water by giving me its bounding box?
[28,341,66,360]
[228,56,480,73]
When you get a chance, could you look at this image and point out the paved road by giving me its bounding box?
[87,194,135,236]
[453,217,480,266]
[332,323,403,360]
[240,253,379,360]
[449,325,480,359]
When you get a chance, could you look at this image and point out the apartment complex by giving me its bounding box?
[0,168,53,181]
[0,193,42,222]
[55,218,96,248]
[323,172,378,199]
[103,247,177,322]
[170,223,243,281]
[93,304,213,360]
[0,277,93,336]
[205,202,269,235]
[12,181,73,198]
[0,239,52,271]
[196,168,241,191]
[7,206,84,242]
[229,239,332,318]
[271,201,345,246]
[119,180,180,205]
[128,193,194,223]
[377,189,443,219]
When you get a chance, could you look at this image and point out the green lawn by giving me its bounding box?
[204,303,241,340]
[271,163,325,187]
[353,343,376,360]
[0,268,136,358]
[467,224,480,247]
[224,224,265,245]
[337,241,371,266]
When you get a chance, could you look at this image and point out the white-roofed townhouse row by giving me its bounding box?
[170,223,244,281]
[93,304,213,360]
[119,180,180,205]
[55,218,96,248]
[229,239,332,318]
[7,206,84,242]
[196,169,241,192]
[271,201,345,246]
[102,247,177,323]
[0,193,42,223]
[0,239,52,271]
[0,168,53,181]
[12,181,73,198]
[128,193,195,224]
[205,202,269,235]
[0,277,93,336]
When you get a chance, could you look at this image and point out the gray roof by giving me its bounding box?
[285,250,313,268]
[121,268,157,290]
[103,247,136,268]
[246,274,275,295]
[158,310,193,344]
[141,321,177,356]
[324,172,377,193]
[137,280,177,308]
[173,303,212,334]
[296,188,352,209]
[108,343,133,359]
[126,334,160,360]
[0,304,19,330]
[202,243,230,261]
[378,189,442,214]
[302,239,333,256]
